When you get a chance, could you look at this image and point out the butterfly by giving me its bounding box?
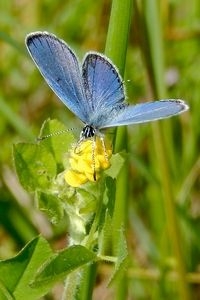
[25,31,188,142]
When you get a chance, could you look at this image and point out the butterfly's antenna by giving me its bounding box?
[37,127,79,141]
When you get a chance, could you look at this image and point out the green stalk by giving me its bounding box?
[62,182,103,300]
[105,0,132,299]
[63,1,133,298]
[138,1,190,299]
[105,1,132,74]
[105,0,132,238]
[62,272,79,300]
[63,264,97,300]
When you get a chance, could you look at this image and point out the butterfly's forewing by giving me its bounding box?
[82,53,125,121]
[26,32,89,123]
[99,100,188,128]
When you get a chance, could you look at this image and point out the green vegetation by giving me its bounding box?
[0,1,198,299]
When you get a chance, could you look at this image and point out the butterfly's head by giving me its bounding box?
[80,125,96,140]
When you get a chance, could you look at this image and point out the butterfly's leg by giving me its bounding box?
[91,137,97,181]
[74,137,84,154]
[99,135,109,163]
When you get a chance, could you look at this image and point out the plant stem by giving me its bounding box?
[62,271,79,300]
[62,183,103,300]
[105,0,133,299]
[105,1,132,75]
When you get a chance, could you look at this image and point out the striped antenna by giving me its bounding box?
[37,127,78,141]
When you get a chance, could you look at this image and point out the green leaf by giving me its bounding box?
[109,228,129,286]
[13,143,57,192]
[36,191,64,224]
[105,152,125,179]
[39,119,75,168]
[0,236,53,300]
[104,176,116,216]
[95,177,116,240]
[98,210,113,255]
[31,245,97,288]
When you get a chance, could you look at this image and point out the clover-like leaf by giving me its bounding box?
[0,236,53,300]
[13,143,57,192]
[31,245,97,288]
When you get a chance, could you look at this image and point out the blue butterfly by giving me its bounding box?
[25,31,188,140]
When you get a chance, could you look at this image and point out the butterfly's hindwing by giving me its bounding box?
[99,100,188,128]
[82,53,125,124]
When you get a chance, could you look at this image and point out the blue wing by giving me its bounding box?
[25,32,89,123]
[82,53,125,120]
[97,99,188,128]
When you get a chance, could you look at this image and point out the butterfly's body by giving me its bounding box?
[25,31,188,141]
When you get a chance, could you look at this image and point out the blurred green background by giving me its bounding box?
[0,1,199,299]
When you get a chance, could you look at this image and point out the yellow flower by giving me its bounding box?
[65,137,112,187]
